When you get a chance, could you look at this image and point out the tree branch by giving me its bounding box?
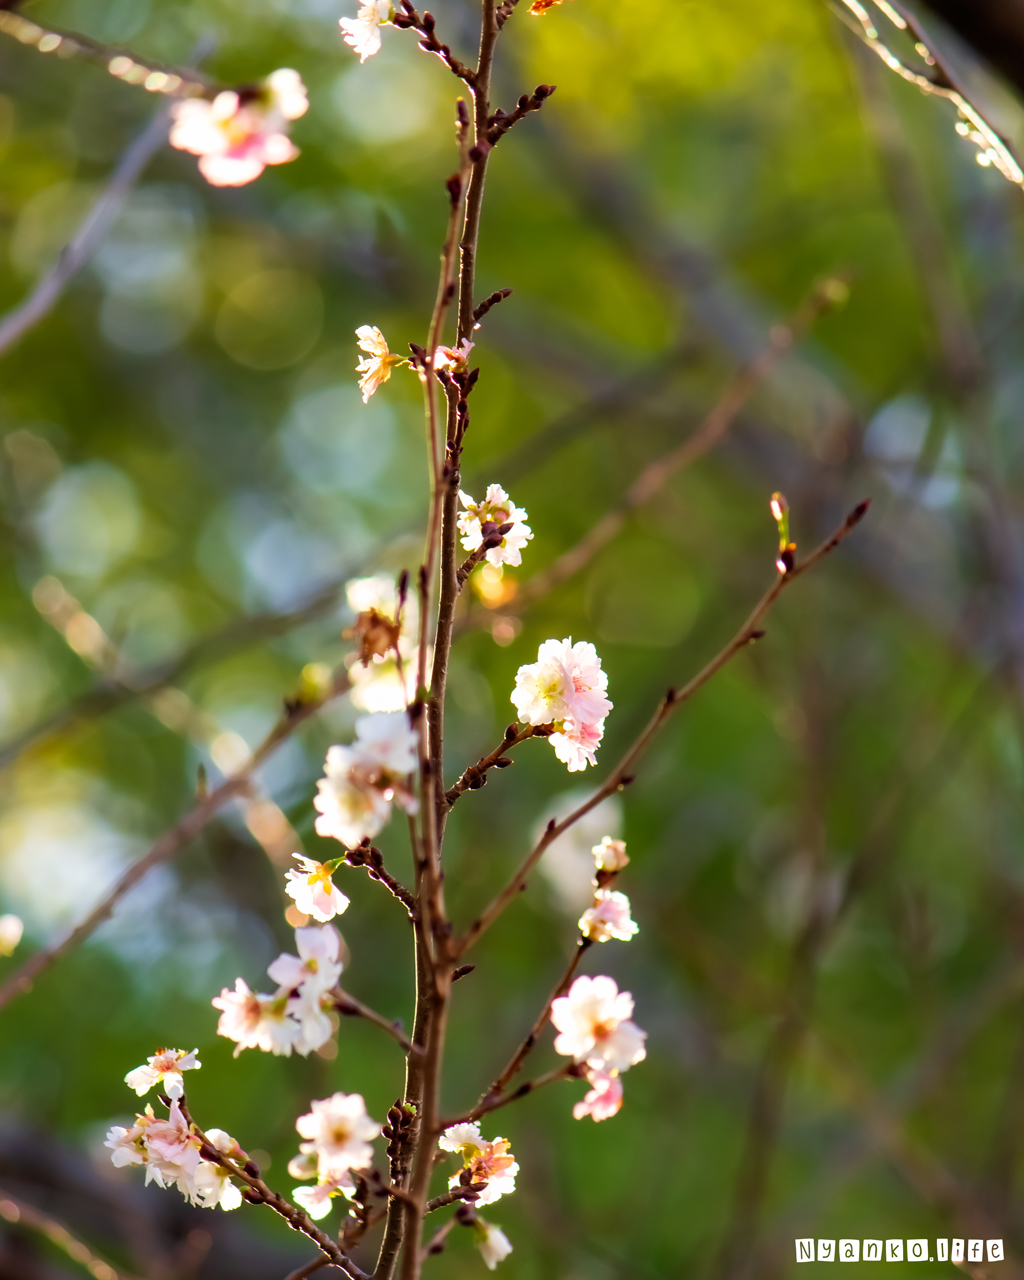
[333,990,422,1056]
[457,500,870,954]
[443,724,537,807]
[0,1190,141,1280]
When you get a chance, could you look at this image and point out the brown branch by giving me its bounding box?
[0,673,350,1013]
[0,9,212,95]
[333,990,422,1056]
[486,84,555,145]
[444,1065,576,1126]
[457,500,870,955]
[443,724,537,807]
[344,845,418,918]
[425,1186,485,1214]
[179,1101,368,1280]
[471,287,512,324]
[509,279,848,612]
[0,1190,141,1280]
[479,938,591,1104]
[393,2,477,84]
[285,1260,333,1280]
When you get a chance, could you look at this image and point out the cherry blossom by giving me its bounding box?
[434,338,475,372]
[578,889,638,943]
[105,1109,155,1170]
[511,638,612,771]
[295,1092,380,1180]
[124,1048,201,1100]
[267,925,344,1055]
[285,854,350,922]
[550,975,647,1073]
[593,836,629,874]
[476,1220,514,1269]
[293,1171,356,1219]
[314,712,419,848]
[340,0,392,63]
[355,326,408,402]
[143,1100,203,1198]
[0,914,23,956]
[439,1122,518,1206]
[211,978,300,1057]
[194,1130,245,1211]
[572,1068,623,1122]
[458,484,533,569]
[169,69,308,188]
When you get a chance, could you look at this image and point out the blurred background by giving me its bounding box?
[2,0,1024,1276]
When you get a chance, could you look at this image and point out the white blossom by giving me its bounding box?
[579,889,638,943]
[142,1100,203,1199]
[267,924,343,996]
[211,978,300,1057]
[193,1130,245,1211]
[457,484,533,569]
[550,975,646,1073]
[169,69,308,187]
[593,836,629,874]
[105,1110,154,1169]
[314,713,419,848]
[285,854,350,922]
[295,1092,380,1180]
[354,326,407,402]
[434,338,475,372]
[340,0,392,62]
[476,1220,513,1269]
[0,914,23,955]
[124,1048,200,1100]
[439,1124,518,1206]
[511,638,612,772]
[293,1171,356,1219]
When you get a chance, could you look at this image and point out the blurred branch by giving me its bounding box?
[501,279,849,616]
[332,989,421,1056]
[0,674,349,1014]
[443,724,536,807]
[458,500,870,954]
[0,106,171,358]
[0,1191,140,1280]
[827,0,1024,186]
[0,9,211,96]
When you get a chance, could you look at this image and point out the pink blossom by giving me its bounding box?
[439,1123,518,1206]
[593,836,629,874]
[211,978,299,1057]
[314,713,419,848]
[511,638,612,771]
[434,338,475,372]
[285,854,350,922]
[144,1100,203,1196]
[458,484,533,569]
[572,1068,623,1122]
[295,1092,380,1180]
[169,69,308,188]
[579,889,638,943]
[550,974,647,1073]
[124,1047,200,1100]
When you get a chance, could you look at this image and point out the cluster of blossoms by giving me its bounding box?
[438,1123,517,1269]
[288,1091,381,1218]
[579,836,637,944]
[344,574,419,713]
[458,485,534,569]
[512,638,612,772]
[106,1053,245,1211]
[212,924,343,1057]
[555,975,646,1122]
[169,69,308,187]
[313,710,419,849]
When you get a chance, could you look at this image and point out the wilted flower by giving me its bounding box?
[295,1092,380,1180]
[511,638,612,772]
[211,978,300,1057]
[458,484,533,569]
[0,914,23,956]
[592,836,629,875]
[340,0,392,62]
[476,1220,513,1269]
[170,69,308,187]
[579,889,638,943]
[285,854,350,923]
[314,712,419,848]
[572,1068,623,1122]
[439,1121,518,1206]
[551,975,647,1073]
[345,575,419,713]
[124,1048,201,1100]
[355,326,408,402]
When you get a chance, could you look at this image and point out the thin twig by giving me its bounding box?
[0,106,171,357]
[443,724,536,807]
[479,938,591,1103]
[0,1191,140,1280]
[284,1260,333,1280]
[0,674,349,1013]
[333,990,422,1056]
[445,1065,575,1125]
[457,500,870,954]
[425,1185,484,1214]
